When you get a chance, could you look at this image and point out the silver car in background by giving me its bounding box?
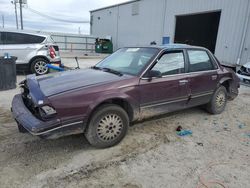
[0,30,61,75]
[236,62,250,84]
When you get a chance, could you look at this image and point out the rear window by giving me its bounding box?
[5,32,46,44]
[187,50,215,72]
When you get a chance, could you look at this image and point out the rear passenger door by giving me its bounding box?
[186,49,219,106]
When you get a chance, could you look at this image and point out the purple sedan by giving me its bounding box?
[12,44,240,148]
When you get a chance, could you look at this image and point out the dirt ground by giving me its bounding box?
[0,58,249,188]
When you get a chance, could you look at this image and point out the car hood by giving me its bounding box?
[32,69,130,96]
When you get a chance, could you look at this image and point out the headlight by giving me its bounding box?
[41,105,57,115]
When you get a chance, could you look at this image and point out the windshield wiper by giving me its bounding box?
[91,66,102,70]
[102,67,123,76]
[91,66,123,76]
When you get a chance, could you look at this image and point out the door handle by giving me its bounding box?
[179,80,189,85]
[211,75,218,80]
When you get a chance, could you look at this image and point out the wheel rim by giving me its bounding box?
[34,61,48,74]
[96,114,123,142]
[215,91,226,108]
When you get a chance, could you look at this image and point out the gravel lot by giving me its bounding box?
[0,58,249,188]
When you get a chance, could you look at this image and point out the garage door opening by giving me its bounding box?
[174,11,221,53]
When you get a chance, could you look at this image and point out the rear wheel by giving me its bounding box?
[31,58,49,75]
[206,86,227,114]
[85,104,129,148]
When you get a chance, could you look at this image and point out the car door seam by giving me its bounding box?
[141,97,188,109]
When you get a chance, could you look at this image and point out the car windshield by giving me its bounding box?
[95,47,159,76]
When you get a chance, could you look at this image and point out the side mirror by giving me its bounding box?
[147,70,162,78]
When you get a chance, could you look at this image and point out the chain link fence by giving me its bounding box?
[50,33,96,53]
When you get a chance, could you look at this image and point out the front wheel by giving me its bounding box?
[85,104,129,148]
[206,86,227,114]
[30,58,49,75]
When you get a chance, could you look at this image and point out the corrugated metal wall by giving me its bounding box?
[116,0,165,48]
[90,6,119,48]
[91,0,166,49]
[91,0,250,65]
[164,0,250,65]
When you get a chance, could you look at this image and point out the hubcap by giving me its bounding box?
[97,114,123,142]
[34,61,48,74]
[215,91,226,108]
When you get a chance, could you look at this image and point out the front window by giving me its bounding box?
[95,47,159,75]
[152,51,185,76]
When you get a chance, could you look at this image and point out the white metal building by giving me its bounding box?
[90,0,250,65]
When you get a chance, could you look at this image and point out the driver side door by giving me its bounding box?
[139,50,190,120]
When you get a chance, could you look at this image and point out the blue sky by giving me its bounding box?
[0,0,128,34]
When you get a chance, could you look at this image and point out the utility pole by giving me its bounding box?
[2,15,4,28]
[19,0,23,30]
[11,0,19,29]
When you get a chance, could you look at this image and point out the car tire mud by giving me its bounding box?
[206,86,227,114]
[85,104,129,148]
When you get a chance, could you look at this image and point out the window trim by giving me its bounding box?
[142,49,187,78]
[185,49,218,73]
[152,50,186,76]
[141,68,218,80]
[140,48,221,79]
[4,32,46,45]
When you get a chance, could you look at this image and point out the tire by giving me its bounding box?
[30,58,49,75]
[85,104,129,148]
[206,86,227,114]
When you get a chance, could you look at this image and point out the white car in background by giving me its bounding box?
[237,62,250,84]
[0,30,61,75]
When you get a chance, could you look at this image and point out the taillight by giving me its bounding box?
[49,46,56,58]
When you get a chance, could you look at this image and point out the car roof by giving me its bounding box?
[0,29,48,38]
[122,44,208,51]
[156,43,192,49]
[154,43,208,50]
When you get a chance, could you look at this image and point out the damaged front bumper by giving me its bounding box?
[11,94,85,138]
[236,73,250,84]
[237,63,250,84]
